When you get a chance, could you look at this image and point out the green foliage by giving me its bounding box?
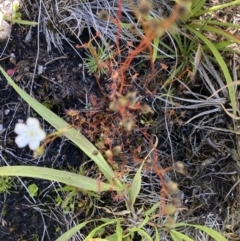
[0,176,14,194]
[30,234,39,241]
[179,0,239,115]
[84,43,114,76]
[27,183,38,197]
[55,188,77,213]
[171,230,194,241]
[151,0,240,115]
[129,161,144,205]
[54,161,226,241]
[187,26,237,115]
[41,98,56,109]
[3,1,38,26]
[54,184,100,214]
[171,222,228,241]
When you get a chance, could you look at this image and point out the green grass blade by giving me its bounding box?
[182,0,206,21]
[3,16,38,25]
[12,19,38,25]
[158,39,176,55]
[84,220,116,241]
[191,20,240,29]
[188,24,240,44]
[154,227,159,241]
[132,228,153,241]
[189,224,227,241]
[129,215,149,232]
[191,0,206,15]
[172,223,227,241]
[170,230,194,241]
[57,219,115,241]
[187,27,237,115]
[56,220,90,241]
[173,33,184,54]
[0,66,123,188]
[87,239,109,241]
[193,0,240,17]
[137,215,149,230]
[0,166,119,192]
[162,62,185,88]
[145,202,160,216]
[210,41,233,49]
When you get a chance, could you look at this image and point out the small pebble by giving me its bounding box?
[6,68,16,76]
[4,109,10,115]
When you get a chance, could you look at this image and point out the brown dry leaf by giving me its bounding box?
[160,62,168,70]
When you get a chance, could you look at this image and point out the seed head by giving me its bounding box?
[97,10,110,21]
[138,0,153,16]
[105,149,113,158]
[112,145,122,155]
[165,181,179,194]
[120,117,134,131]
[174,161,186,175]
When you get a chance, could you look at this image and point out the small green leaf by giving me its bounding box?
[13,2,20,11]
[170,231,182,241]
[170,230,194,241]
[105,234,118,241]
[136,229,153,241]
[27,183,38,197]
[129,161,144,205]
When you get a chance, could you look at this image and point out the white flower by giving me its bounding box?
[14,117,46,150]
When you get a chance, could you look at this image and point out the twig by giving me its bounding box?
[44,56,68,66]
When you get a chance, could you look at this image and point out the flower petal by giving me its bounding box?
[15,134,29,148]
[26,118,41,129]
[35,129,46,141]
[28,138,41,150]
[14,123,28,135]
